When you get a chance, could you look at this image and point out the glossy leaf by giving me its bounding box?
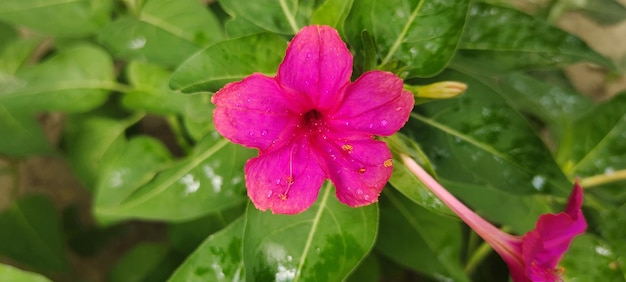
[64,113,142,190]
[168,217,245,282]
[311,0,354,29]
[0,195,68,271]
[98,0,223,67]
[559,234,626,281]
[457,2,613,71]
[110,243,179,282]
[410,70,569,231]
[123,61,214,122]
[344,0,469,78]
[0,264,51,282]
[0,45,114,114]
[243,183,378,281]
[219,0,314,34]
[94,134,254,224]
[376,189,469,282]
[0,0,111,37]
[0,107,50,156]
[170,33,287,93]
[558,93,626,183]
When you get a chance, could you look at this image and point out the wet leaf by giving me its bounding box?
[170,33,287,93]
[0,0,111,37]
[311,0,354,29]
[243,183,378,281]
[376,189,469,282]
[410,70,568,232]
[94,134,254,224]
[219,0,314,34]
[558,93,626,185]
[0,45,114,114]
[344,0,469,77]
[168,217,245,282]
[457,2,613,71]
[0,195,68,271]
[98,0,223,67]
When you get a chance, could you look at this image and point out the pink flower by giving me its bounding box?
[212,25,414,214]
[400,154,587,282]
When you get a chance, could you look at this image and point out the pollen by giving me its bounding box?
[383,159,393,168]
[358,168,366,174]
[279,193,288,200]
[341,144,353,152]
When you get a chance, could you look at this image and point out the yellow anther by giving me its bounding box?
[341,144,353,152]
[383,159,393,168]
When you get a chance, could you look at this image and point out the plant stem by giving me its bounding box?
[579,169,626,188]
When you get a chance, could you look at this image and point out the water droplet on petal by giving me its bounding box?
[368,123,374,129]
[380,120,388,127]
[246,98,251,103]
[395,107,402,111]
[356,189,363,195]
[248,131,255,136]
[364,194,370,200]
[344,121,350,126]
[276,179,281,185]
[306,53,312,58]
[267,190,273,198]
[261,130,268,136]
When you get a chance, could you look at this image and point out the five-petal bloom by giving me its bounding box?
[212,25,414,214]
[400,154,587,282]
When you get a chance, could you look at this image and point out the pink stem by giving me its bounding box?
[400,154,523,261]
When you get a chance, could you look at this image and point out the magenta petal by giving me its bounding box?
[314,137,393,206]
[212,74,304,152]
[244,138,326,214]
[521,183,587,278]
[328,71,414,136]
[277,25,352,111]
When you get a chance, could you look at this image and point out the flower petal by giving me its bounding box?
[313,137,393,206]
[277,25,352,111]
[522,183,587,273]
[244,138,326,214]
[328,71,414,136]
[212,74,306,152]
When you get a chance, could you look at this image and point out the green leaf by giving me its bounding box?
[0,195,68,271]
[345,253,380,282]
[0,37,41,78]
[98,0,223,67]
[224,16,267,37]
[110,243,179,282]
[560,234,626,281]
[0,45,114,114]
[243,182,378,281]
[167,204,245,254]
[578,0,626,25]
[410,70,568,231]
[376,189,469,282]
[0,0,111,37]
[94,134,254,224]
[219,0,314,34]
[0,264,51,282]
[170,33,287,93]
[558,93,626,184]
[168,217,245,282]
[344,0,469,77]
[64,113,142,190]
[311,0,354,29]
[457,2,613,71]
[123,61,214,121]
[0,22,17,51]
[0,106,50,156]
[385,134,454,217]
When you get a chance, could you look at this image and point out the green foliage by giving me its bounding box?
[0,0,625,280]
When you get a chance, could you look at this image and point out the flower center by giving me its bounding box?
[302,109,326,134]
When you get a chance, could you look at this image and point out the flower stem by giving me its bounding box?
[579,169,626,188]
[399,154,523,265]
[464,240,493,275]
